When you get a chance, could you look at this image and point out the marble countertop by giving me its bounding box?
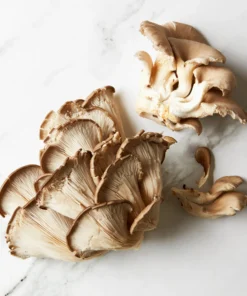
[1,0,247,295]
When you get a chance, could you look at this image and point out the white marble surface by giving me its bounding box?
[1,0,247,295]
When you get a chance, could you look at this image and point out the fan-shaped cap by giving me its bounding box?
[95,155,144,218]
[194,66,236,96]
[82,86,125,138]
[140,21,175,68]
[37,151,96,219]
[162,21,208,44]
[0,165,42,217]
[115,131,175,232]
[40,119,102,173]
[67,201,143,258]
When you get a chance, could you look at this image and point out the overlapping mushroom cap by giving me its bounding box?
[0,86,175,261]
[136,21,247,134]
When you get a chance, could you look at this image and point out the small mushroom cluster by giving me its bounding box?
[172,147,247,218]
[0,86,175,261]
[136,21,247,134]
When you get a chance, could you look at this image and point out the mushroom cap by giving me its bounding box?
[117,131,172,203]
[115,131,175,232]
[0,165,42,217]
[130,197,161,234]
[6,199,104,261]
[40,119,102,173]
[176,191,247,219]
[43,107,116,144]
[82,86,125,138]
[140,21,175,68]
[210,176,244,194]
[37,151,96,219]
[162,21,208,44]
[185,91,247,123]
[195,147,211,188]
[95,155,144,218]
[194,66,236,96]
[169,37,225,65]
[90,132,122,185]
[67,201,143,258]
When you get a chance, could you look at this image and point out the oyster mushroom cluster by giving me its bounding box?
[0,86,175,261]
[136,21,247,134]
[172,147,247,218]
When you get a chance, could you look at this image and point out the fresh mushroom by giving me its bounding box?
[136,20,247,133]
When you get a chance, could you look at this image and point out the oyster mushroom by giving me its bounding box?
[116,131,176,233]
[40,86,124,141]
[136,20,247,133]
[6,199,104,261]
[95,155,145,218]
[67,201,143,258]
[37,151,96,219]
[0,165,42,217]
[172,189,247,219]
[1,82,176,261]
[172,147,246,218]
[195,147,211,188]
[40,119,102,173]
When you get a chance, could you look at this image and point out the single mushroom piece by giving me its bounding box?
[173,190,247,219]
[195,147,211,188]
[95,155,145,219]
[136,20,247,133]
[116,131,176,233]
[37,151,96,219]
[172,147,246,218]
[67,201,143,258]
[0,165,43,217]
[43,107,116,145]
[82,86,125,139]
[40,119,102,173]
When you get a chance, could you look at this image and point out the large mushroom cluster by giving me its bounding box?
[0,86,175,261]
[136,21,247,134]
